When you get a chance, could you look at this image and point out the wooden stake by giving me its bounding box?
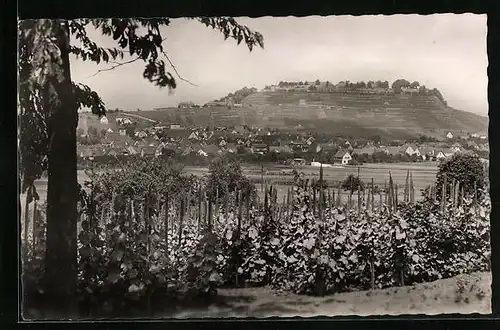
[164,193,169,251]
[237,190,243,234]
[405,170,410,202]
[178,198,185,245]
[371,178,375,213]
[32,200,38,256]
[441,174,447,214]
[474,181,478,216]
[395,183,399,208]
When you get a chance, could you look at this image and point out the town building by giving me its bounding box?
[334,150,352,165]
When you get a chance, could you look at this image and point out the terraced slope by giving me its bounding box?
[122,91,488,138]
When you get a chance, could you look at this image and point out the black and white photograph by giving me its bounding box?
[18,14,491,319]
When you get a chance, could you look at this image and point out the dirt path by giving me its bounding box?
[162,272,491,318]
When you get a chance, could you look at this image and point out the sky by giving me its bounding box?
[70,14,488,116]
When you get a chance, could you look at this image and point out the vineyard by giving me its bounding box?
[21,157,491,318]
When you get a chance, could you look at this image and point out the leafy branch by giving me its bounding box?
[86,57,142,78]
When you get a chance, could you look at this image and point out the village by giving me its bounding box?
[76,113,489,168]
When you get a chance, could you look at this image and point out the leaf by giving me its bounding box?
[318,254,329,264]
[248,227,258,239]
[395,228,406,240]
[209,272,223,283]
[128,284,141,293]
[111,249,124,262]
[107,271,120,284]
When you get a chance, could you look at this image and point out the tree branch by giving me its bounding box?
[161,50,198,87]
[86,57,141,78]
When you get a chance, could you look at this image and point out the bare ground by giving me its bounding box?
[162,272,491,318]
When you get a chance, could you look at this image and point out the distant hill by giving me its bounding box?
[121,90,487,139]
[77,111,158,134]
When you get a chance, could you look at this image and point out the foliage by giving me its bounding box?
[205,156,257,202]
[341,174,365,193]
[216,86,258,104]
[391,79,411,93]
[435,153,485,200]
[24,162,491,316]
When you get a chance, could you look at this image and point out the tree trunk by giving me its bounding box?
[43,19,79,317]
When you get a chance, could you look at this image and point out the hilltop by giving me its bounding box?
[126,92,486,139]
[80,78,488,139]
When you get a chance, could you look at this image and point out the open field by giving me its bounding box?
[158,272,491,318]
[21,162,438,209]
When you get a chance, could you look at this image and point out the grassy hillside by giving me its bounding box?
[114,91,487,139]
[77,111,160,134]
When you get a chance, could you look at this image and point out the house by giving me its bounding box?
[170,124,182,130]
[135,131,148,139]
[446,132,454,139]
[352,147,376,156]
[100,116,109,124]
[91,148,106,158]
[119,129,127,136]
[78,147,94,159]
[334,150,352,165]
[402,144,421,157]
[115,117,132,125]
[105,148,119,157]
[306,136,315,145]
[223,143,238,154]
[178,101,195,108]
[201,144,222,156]
[106,128,114,133]
[419,147,436,161]
[384,147,403,156]
[292,158,307,166]
[436,148,455,160]
[471,133,480,139]
[126,146,138,155]
[251,143,268,154]
[188,131,199,140]
[269,145,293,154]
[233,125,247,135]
[219,139,227,147]
[289,141,308,153]
[181,145,195,156]
[141,146,158,157]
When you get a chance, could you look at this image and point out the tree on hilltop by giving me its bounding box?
[410,81,420,88]
[18,17,264,315]
[391,79,411,93]
[315,79,321,85]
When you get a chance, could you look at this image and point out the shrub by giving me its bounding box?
[341,174,365,193]
[435,153,485,200]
